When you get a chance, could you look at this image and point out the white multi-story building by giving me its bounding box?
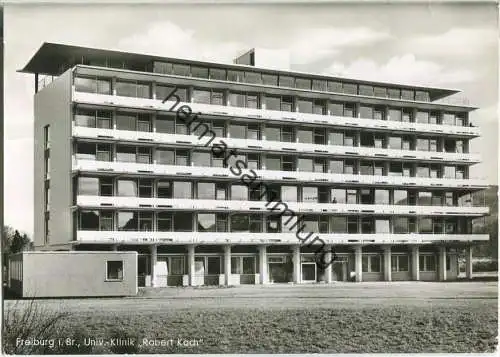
[22,43,489,288]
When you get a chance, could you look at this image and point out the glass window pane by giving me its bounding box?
[281,186,297,202]
[198,182,215,199]
[192,89,211,104]
[78,177,99,195]
[116,113,136,131]
[197,213,216,232]
[117,180,137,197]
[173,182,192,199]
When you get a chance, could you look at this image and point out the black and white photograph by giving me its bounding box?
[2,0,498,354]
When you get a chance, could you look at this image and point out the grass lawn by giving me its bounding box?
[4,283,498,354]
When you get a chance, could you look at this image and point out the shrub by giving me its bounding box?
[473,260,498,272]
[3,299,70,354]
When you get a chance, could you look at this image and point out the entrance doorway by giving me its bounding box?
[268,255,292,283]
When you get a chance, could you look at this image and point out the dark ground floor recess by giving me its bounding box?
[74,243,474,287]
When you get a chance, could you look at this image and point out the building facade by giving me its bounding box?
[22,43,489,288]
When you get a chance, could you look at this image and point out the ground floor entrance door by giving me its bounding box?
[332,261,348,281]
[301,262,316,282]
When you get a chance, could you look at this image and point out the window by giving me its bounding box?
[444,166,456,179]
[117,179,137,197]
[297,99,313,113]
[391,255,409,272]
[331,189,346,204]
[265,156,281,171]
[139,212,153,231]
[174,212,193,231]
[375,219,390,233]
[312,79,327,91]
[416,111,429,124]
[328,81,342,93]
[375,190,389,205]
[389,108,401,122]
[106,261,123,281]
[347,217,358,233]
[418,218,433,234]
[198,182,215,200]
[192,151,211,167]
[388,88,401,99]
[302,187,319,202]
[388,136,402,150]
[359,106,373,119]
[116,81,150,98]
[328,102,343,116]
[265,96,280,111]
[75,77,111,95]
[245,72,262,84]
[118,212,137,231]
[79,210,99,230]
[393,190,408,205]
[157,212,172,231]
[393,217,409,233]
[173,182,192,199]
[262,74,278,86]
[442,113,455,126]
[100,178,113,196]
[231,185,248,201]
[231,214,250,232]
[138,179,153,198]
[359,85,374,96]
[279,76,294,88]
[297,129,313,144]
[191,66,209,79]
[415,91,430,102]
[192,89,211,104]
[362,256,381,273]
[401,89,415,101]
[295,78,311,90]
[156,115,175,134]
[343,83,357,95]
[330,217,347,233]
[155,85,188,102]
[197,213,216,232]
[374,87,387,98]
[281,186,298,202]
[420,255,436,271]
[156,180,172,198]
[156,149,175,165]
[78,177,99,196]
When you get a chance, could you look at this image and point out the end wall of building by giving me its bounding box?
[19,251,137,297]
[33,70,73,248]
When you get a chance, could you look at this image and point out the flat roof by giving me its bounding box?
[20,42,461,101]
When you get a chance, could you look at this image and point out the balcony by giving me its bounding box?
[76,195,489,217]
[72,126,481,165]
[72,159,489,190]
[72,90,481,138]
[76,230,489,245]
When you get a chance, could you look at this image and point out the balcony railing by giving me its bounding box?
[72,159,489,190]
[72,126,481,165]
[76,230,489,245]
[72,91,481,138]
[76,195,489,217]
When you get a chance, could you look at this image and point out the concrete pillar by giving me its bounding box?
[259,245,268,284]
[187,244,196,286]
[111,244,118,252]
[324,245,333,283]
[438,246,447,281]
[466,245,473,279]
[383,246,392,281]
[411,246,420,281]
[150,244,157,287]
[354,246,362,282]
[224,245,231,286]
[292,245,301,284]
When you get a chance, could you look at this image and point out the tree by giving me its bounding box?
[10,230,33,254]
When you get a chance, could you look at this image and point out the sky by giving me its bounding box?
[4,2,499,236]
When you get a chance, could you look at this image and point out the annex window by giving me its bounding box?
[106,261,123,281]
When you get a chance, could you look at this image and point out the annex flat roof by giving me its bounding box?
[20,42,461,101]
